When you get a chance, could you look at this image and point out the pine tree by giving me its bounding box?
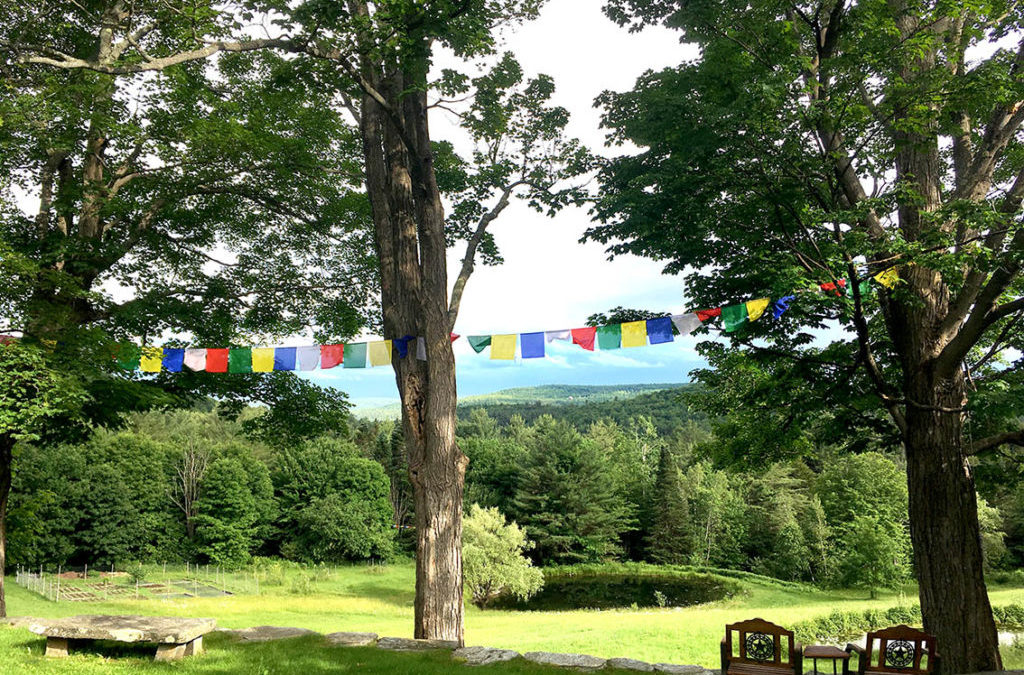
[646,446,694,565]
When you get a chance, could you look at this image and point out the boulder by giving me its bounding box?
[376,636,459,651]
[608,657,656,671]
[523,651,608,670]
[454,645,521,665]
[221,625,318,642]
[28,615,214,644]
[325,631,378,647]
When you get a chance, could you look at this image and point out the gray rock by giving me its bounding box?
[523,651,608,670]
[28,615,215,644]
[221,625,318,642]
[608,657,656,671]
[454,645,521,665]
[652,665,708,675]
[376,636,459,651]
[326,631,378,646]
[3,616,39,628]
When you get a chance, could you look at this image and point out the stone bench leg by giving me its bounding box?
[154,643,187,661]
[185,636,203,656]
[45,637,71,658]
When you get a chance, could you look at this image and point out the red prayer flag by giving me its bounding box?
[206,348,229,372]
[819,279,847,296]
[696,308,722,321]
[450,333,460,342]
[321,344,345,369]
[571,327,597,351]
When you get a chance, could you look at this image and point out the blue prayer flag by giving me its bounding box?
[520,332,545,359]
[273,347,296,371]
[394,335,416,358]
[772,295,796,319]
[162,348,185,373]
[646,316,674,344]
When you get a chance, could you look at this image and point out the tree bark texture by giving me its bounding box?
[355,47,466,643]
[0,436,13,618]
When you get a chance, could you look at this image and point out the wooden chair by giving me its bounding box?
[721,618,803,675]
[846,625,939,675]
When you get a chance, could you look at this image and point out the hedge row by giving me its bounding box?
[794,603,1024,642]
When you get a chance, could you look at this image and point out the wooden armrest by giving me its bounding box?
[845,644,865,656]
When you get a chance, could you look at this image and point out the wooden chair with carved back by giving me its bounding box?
[845,625,939,675]
[721,618,803,675]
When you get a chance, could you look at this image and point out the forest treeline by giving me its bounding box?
[7,397,1018,594]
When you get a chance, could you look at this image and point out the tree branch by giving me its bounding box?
[969,429,1024,455]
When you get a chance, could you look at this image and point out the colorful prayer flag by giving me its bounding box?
[228,348,252,373]
[274,347,296,371]
[647,317,674,344]
[621,321,647,348]
[874,268,899,289]
[597,324,621,350]
[772,296,796,319]
[571,327,596,351]
[416,337,427,360]
[296,346,320,370]
[206,348,229,372]
[746,298,770,321]
[520,332,545,358]
[394,335,415,359]
[671,313,702,336]
[468,336,492,353]
[141,346,163,373]
[490,334,516,360]
[252,348,275,372]
[369,340,392,366]
[116,344,141,371]
[696,308,721,321]
[721,304,749,332]
[343,342,367,368]
[183,348,206,371]
[321,344,344,369]
[162,348,185,373]
[820,279,847,296]
[545,329,571,343]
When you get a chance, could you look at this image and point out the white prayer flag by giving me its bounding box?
[545,329,572,343]
[183,349,207,371]
[296,345,320,371]
[671,313,702,336]
[416,337,427,361]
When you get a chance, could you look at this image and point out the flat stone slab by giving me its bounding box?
[3,616,39,628]
[608,657,656,671]
[377,636,460,651]
[221,626,319,642]
[653,666,715,675]
[454,645,521,665]
[524,651,608,670]
[29,615,215,644]
[326,631,378,646]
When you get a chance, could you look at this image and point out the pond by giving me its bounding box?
[491,570,739,611]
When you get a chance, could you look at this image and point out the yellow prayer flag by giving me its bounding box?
[874,268,899,289]
[140,347,163,373]
[252,348,275,372]
[746,298,770,321]
[621,321,648,348]
[369,340,393,366]
[490,334,516,360]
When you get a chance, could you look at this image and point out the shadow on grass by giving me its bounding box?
[5,632,583,674]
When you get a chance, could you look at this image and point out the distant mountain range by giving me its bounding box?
[353,383,701,434]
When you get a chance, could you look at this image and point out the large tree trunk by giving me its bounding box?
[904,372,1000,674]
[0,436,13,618]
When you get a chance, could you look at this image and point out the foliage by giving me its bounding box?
[462,504,543,609]
[646,445,694,564]
[0,343,84,448]
[510,416,633,565]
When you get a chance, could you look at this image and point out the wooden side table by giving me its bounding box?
[804,645,851,675]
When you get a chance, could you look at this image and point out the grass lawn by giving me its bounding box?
[5,564,1024,671]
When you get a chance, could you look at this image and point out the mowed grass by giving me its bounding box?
[5,564,1024,670]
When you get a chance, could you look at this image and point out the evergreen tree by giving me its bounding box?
[511,417,631,565]
[646,445,694,565]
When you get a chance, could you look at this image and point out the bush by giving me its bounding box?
[462,504,543,609]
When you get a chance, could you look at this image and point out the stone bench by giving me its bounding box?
[29,614,216,661]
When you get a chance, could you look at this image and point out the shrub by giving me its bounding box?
[462,504,543,609]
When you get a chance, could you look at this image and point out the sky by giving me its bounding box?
[306,1,710,407]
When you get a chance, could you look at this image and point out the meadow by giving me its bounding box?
[5,562,1024,672]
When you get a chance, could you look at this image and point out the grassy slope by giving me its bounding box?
[7,564,1024,669]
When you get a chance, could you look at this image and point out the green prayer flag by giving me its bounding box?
[116,344,140,370]
[468,336,492,354]
[229,347,252,373]
[596,324,621,350]
[858,280,873,298]
[722,304,749,332]
[344,342,367,368]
